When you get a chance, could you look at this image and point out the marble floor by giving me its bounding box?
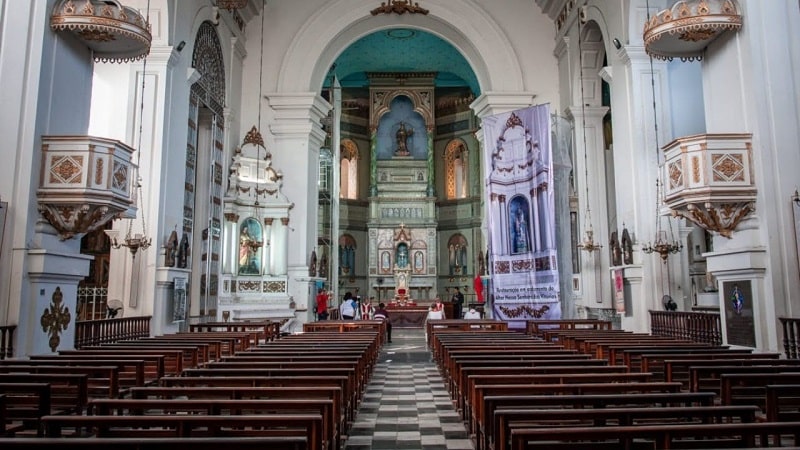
[343,328,474,450]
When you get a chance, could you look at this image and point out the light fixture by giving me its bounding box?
[111,48,152,258]
[641,37,683,263]
[575,15,603,254]
[612,38,622,50]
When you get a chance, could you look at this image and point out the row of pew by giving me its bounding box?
[431,319,800,450]
[0,319,384,450]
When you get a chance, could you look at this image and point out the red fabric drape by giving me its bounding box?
[474,275,484,303]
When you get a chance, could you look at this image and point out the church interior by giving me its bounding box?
[1,2,800,445]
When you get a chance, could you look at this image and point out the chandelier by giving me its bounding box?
[575,13,602,254]
[110,53,151,258]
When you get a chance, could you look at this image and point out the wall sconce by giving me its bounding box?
[613,38,622,50]
[176,41,186,52]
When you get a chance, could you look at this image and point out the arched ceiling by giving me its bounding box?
[330,28,480,95]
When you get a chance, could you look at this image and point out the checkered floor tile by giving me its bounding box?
[343,328,474,450]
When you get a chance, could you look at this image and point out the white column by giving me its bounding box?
[273,217,289,276]
[263,218,274,275]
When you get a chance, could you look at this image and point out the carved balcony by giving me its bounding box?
[662,133,755,238]
[38,136,137,240]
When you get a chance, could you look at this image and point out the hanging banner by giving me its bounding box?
[482,104,560,328]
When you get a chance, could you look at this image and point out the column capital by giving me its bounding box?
[266,92,331,147]
[565,105,610,121]
[470,92,537,119]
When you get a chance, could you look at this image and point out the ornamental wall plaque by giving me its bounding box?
[370,0,429,15]
[40,287,72,352]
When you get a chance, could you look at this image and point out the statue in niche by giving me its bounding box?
[177,233,190,269]
[309,250,317,277]
[609,231,622,267]
[318,252,328,278]
[396,243,409,268]
[622,227,634,265]
[238,220,262,275]
[165,230,179,267]
[395,122,413,156]
[512,209,530,253]
[477,251,486,276]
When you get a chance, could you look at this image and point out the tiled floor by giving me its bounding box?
[344,328,474,450]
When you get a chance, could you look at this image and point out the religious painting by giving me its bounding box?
[722,280,756,347]
[381,251,391,273]
[414,250,424,273]
[238,217,262,275]
[613,269,625,313]
[508,196,532,255]
[396,243,409,268]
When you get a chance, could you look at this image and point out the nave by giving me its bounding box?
[344,328,474,450]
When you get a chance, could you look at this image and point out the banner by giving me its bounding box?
[482,104,560,328]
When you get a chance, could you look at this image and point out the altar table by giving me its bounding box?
[386,306,430,328]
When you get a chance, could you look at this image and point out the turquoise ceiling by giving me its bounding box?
[331,28,480,95]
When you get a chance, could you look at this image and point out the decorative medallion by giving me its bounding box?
[712,153,745,182]
[40,287,72,352]
[264,281,287,293]
[370,0,429,16]
[668,160,683,189]
[50,156,84,184]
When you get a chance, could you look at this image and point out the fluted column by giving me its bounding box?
[263,218,274,275]
[369,127,378,197]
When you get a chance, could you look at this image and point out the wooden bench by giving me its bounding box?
[0,363,123,399]
[720,373,800,408]
[508,421,800,449]
[0,436,308,450]
[40,414,324,450]
[663,358,800,390]
[64,348,184,375]
[640,352,782,381]
[494,405,760,450]
[0,373,88,415]
[766,384,800,422]
[0,383,50,436]
[473,381,683,448]
[88,398,336,450]
[525,319,612,337]
[95,344,202,368]
[690,364,800,394]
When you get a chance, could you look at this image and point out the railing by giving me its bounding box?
[0,325,15,359]
[74,316,151,349]
[650,310,722,345]
[779,317,800,359]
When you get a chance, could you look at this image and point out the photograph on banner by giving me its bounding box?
[482,104,560,328]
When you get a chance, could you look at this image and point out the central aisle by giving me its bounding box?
[343,328,475,450]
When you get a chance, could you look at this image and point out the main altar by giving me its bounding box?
[366,73,439,310]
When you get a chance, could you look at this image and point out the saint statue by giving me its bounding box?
[395,122,412,156]
[396,243,409,268]
[238,224,261,274]
[512,209,529,253]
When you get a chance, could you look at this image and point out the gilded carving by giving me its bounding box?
[668,161,683,189]
[40,287,71,352]
[281,217,290,226]
[712,154,744,181]
[242,125,265,148]
[224,213,239,223]
[692,156,700,183]
[673,201,754,238]
[370,0,429,16]
[112,162,128,191]
[50,156,84,184]
[38,203,118,240]
[264,281,287,293]
[95,158,104,185]
[237,281,261,292]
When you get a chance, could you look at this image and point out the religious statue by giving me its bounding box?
[309,250,317,277]
[164,230,179,267]
[395,122,413,156]
[396,243,409,268]
[512,209,529,253]
[238,223,261,274]
[621,227,634,265]
[177,233,190,269]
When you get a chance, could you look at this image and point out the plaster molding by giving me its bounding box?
[469,92,537,119]
[554,36,570,60]
[618,45,650,66]
[598,66,613,83]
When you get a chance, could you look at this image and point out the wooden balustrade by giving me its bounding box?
[0,325,15,359]
[74,316,151,349]
[780,317,800,359]
[650,310,721,345]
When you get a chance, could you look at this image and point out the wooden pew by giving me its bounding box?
[525,319,612,337]
[0,436,308,450]
[473,382,684,449]
[494,405,760,450]
[766,385,800,422]
[640,352,782,382]
[40,414,324,450]
[482,390,717,447]
[665,358,800,390]
[63,348,184,374]
[88,398,336,450]
[689,364,800,395]
[720,373,800,409]
[0,373,88,415]
[508,421,800,449]
[95,344,202,368]
[0,363,123,399]
[0,383,50,436]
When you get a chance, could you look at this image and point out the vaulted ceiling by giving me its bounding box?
[330,28,481,95]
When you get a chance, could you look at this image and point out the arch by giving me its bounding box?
[191,21,226,114]
[276,0,525,94]
[444,139,469,199]
[447,233,469,275]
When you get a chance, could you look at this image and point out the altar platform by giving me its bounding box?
[385,301,455,328]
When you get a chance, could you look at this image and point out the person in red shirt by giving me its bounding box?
[315,288,329,321]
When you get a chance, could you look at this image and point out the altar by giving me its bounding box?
[386,306,429,328]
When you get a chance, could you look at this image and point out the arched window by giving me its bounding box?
[340,139,358,199]
[445,140,468,199]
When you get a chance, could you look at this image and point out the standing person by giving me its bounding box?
[340,292,356,320]
[315,288,329,321]
[373,302,392,343]
[361,296,375,320]
[451,287,464,319]
[430,296,446,319]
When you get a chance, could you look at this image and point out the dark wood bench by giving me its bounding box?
[720,373,800,409]
[88,398,336,450]
[0,363,123,399]
[766,384,800,422]
[40,414,324,450]
[690,364,800,394]
[0,383,50,436]
[0,373,88,415]
[0,436,308,450]
[63,348,184,375]
[525,319,613,337]
[508,421,800,449]
[640,352,782,381]
[494,405,760,450]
